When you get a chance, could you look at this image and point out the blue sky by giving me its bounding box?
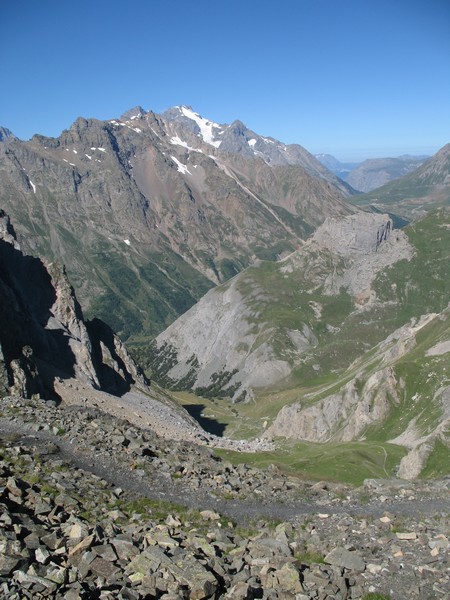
[1,0,449,161]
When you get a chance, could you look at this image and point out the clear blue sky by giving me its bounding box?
[1,0,449,161]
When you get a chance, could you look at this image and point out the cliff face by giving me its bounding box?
[0,211,148,400]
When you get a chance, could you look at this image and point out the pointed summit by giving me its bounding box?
[0,126,16,142]
[120,106,147,121]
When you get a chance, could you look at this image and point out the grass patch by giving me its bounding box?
[215,441,406,486]
[420,439,450,479]
[294,549,325,565]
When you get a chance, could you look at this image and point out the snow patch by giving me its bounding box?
[170,136,191,149]
[72,149,77,154]
[180,106,222,148]
[85,154,92,160]
[123,239,131,246]
[134,128,142,133]
[248,139,257,147]
[171,156,191,175]
[29,180,36,193]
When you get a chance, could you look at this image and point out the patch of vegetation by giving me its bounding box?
[218,258,241,281]
[195,369,240,399]
[420,439,450,479]
[215,441,406,486]
[294,549,325,565]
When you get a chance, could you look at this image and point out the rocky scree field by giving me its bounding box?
[0,394,449,600]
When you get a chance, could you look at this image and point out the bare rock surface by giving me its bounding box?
[0,394,449,599]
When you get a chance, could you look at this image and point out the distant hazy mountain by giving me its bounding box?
[352,144,450,217]
[314,153,360,180]
[316,152,429,192]
[346,155,429,192]
[0,106,354,340]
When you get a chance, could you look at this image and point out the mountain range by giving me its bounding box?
[315,153,429,192]
[352,144,450,218]
[0,106,355,340]
[1,105,449,480]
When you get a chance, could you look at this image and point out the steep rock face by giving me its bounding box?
[0,108,356,338]
[265,367,400,442]
[0,126,15,143]
[0,212,148,400]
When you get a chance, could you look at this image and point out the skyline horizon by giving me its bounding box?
[1,101,444,164]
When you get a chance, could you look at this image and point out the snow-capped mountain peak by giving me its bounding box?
[164,105,223,148]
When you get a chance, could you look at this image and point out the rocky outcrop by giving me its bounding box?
[150,212,412,400]
[265,367,400,442]
[265,305,450,480]
[0,212,148,400]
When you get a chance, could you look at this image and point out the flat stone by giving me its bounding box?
[200,510,220,521]
[275,563,302,593]
[396,532,417,541]
[6,477,23,497]
[0,554,21,576]
[366,563,383,574]
[41,532,64,550]
[45,564,67,584]
[429,536,448,549]
[92,543,118,561]
[324,547,365,572]
[68,523,83,539]
[111,538,139,562]
[68,534,95,557]
[35,547,50,564]
[89,556,120,580]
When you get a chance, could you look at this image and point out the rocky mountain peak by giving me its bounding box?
[120,105,147,120]
[0,126,15,142]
